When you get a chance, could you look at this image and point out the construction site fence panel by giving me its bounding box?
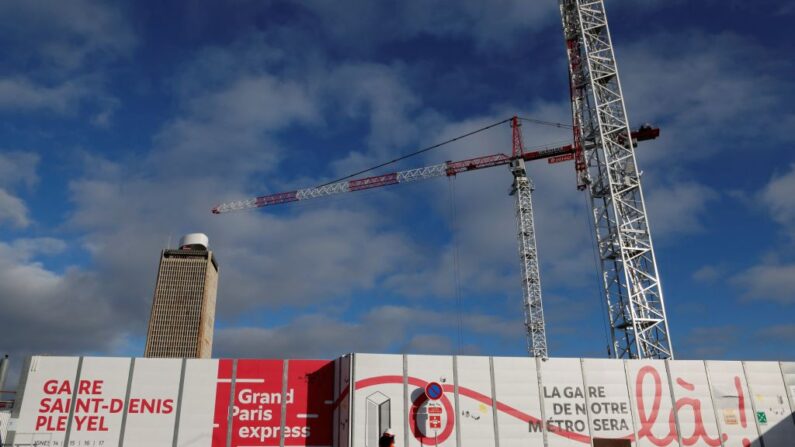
[2,354,794,447]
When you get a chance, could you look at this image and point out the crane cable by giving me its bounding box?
[518,117,573,129]
[316,116,572,189]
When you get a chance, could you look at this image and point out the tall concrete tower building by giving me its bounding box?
[144,233,218,358]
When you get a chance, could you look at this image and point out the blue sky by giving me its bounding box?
[1,0,794,385]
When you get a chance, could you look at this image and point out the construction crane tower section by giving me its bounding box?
[510,118,548,358]
[560,0,673,359]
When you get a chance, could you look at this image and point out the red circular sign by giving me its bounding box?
[424,382,443,400]
[409,390,455,445]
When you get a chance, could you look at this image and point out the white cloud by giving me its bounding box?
[645,181,718,240]
[402,335,454,355]
[620,31,795,166]
[300,0,557,52]
[215,317,384,359]
[0,0,134,120]
[761,163,795,235]
[651,322,791,361]
[0,189,31,228]
[0,151,39,228]
[214,305,518,358]
[0,239,132,359]
[321,63,430,155]
[152,76,318,177]
[153,46,434,182]
[692,265,722,283]
[730,164,795,305]
[757,324,795,339]
[0,77,87,114]
[185,76,319,132]
[733,263,795,305]
[679,325,739,359]
[10,237,67,258]
[0,151,39,188]
[0,0,134,72]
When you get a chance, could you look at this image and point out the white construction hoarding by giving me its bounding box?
[4,354,794,447]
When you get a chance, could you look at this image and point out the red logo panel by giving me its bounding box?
[212,360,285,446]
[232,360,284,446]
[212,359,234,446]
[285,360,335,446]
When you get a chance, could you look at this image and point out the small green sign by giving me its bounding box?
[756,411,767,424]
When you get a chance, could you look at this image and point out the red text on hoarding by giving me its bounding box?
[34,379,173,432]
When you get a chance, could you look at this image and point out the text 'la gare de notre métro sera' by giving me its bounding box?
[530,385,632,433]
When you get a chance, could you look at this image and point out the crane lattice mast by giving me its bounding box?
[510,119,548,358]
[560,0,673,359]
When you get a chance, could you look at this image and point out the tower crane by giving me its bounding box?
[560,0,673,359]
[213,0,672,361]
[211,118,659,359]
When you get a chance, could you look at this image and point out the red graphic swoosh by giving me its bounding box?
[352,375,597,444]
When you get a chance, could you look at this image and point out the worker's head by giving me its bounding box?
[379,428,395,447]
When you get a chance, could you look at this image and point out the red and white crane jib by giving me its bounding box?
[210,126,658,214]
[211,145,575,214]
